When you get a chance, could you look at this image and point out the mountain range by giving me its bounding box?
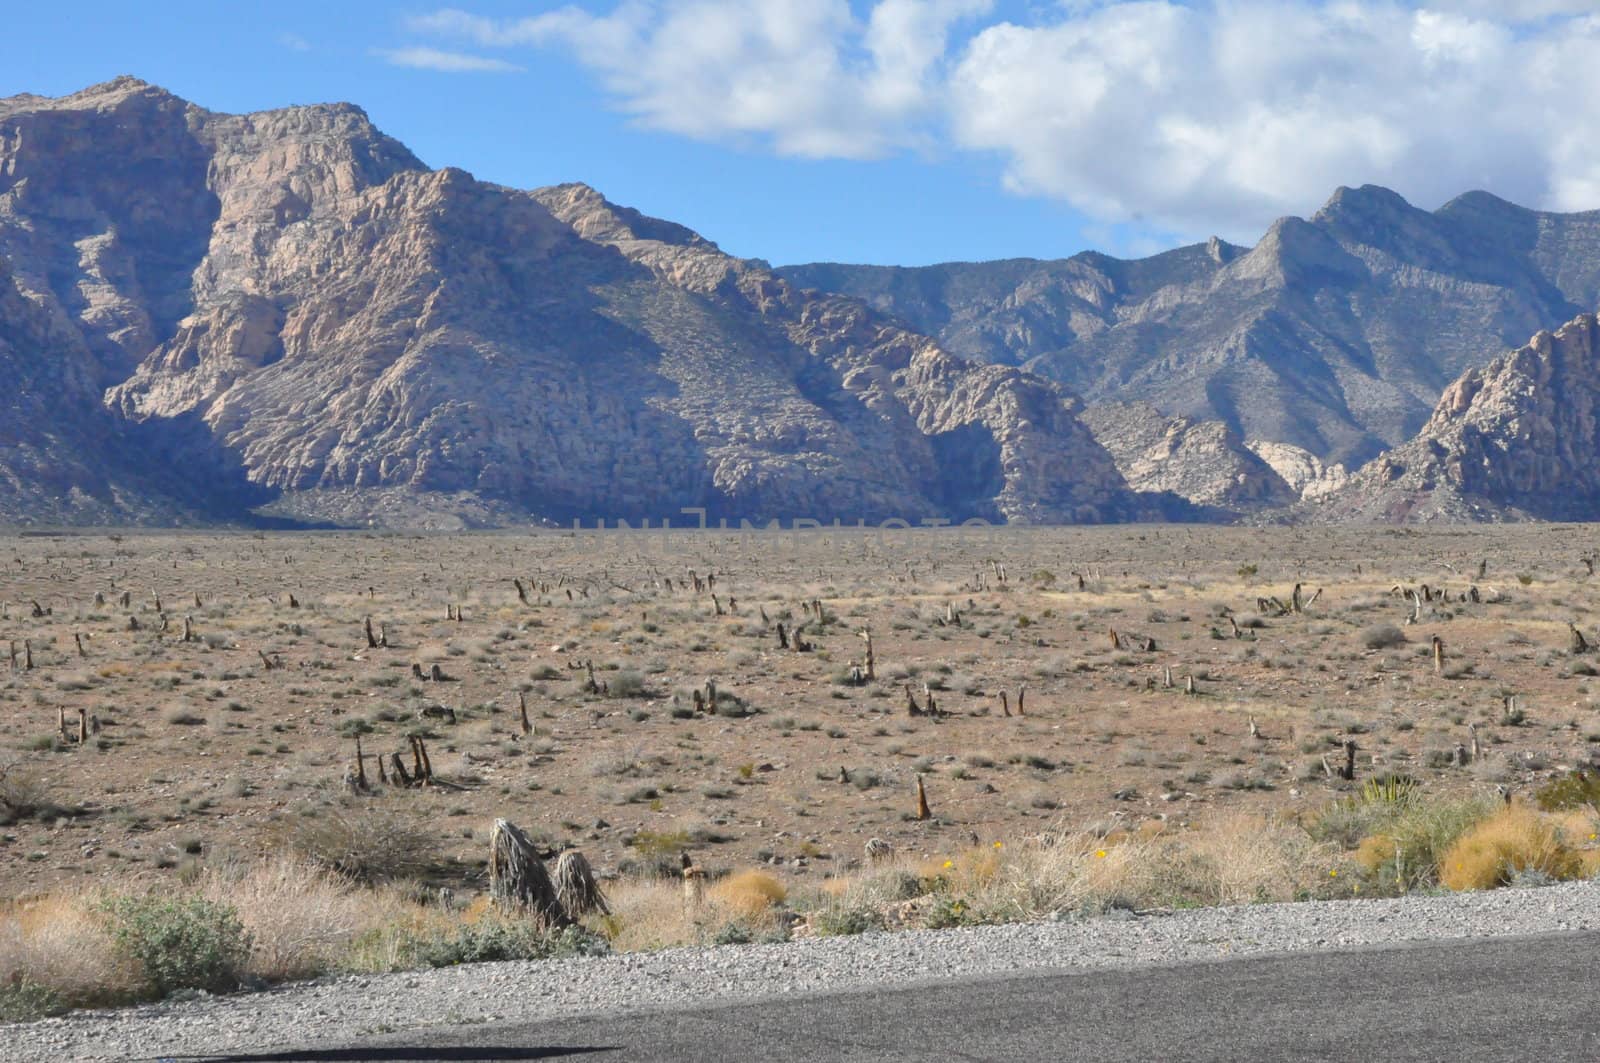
[2,77,1598,527]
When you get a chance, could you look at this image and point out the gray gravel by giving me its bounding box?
[8,882,1600,1062]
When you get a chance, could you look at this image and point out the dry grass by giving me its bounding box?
[710,869,787,918]
[196,856,403,982]
[0,893,131,1006]
[1438,807,1585,890]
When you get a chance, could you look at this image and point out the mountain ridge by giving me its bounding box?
[0,77,1171,528]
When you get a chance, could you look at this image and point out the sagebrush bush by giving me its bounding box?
[268,806,436,884]
[1359,623,1408,650]
[102,896,252,997]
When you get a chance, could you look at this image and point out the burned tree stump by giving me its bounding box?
[553,850,609,916]
[364,616,380,650]
[513,578,530,605]
[1431,635,1445,676]
[489,819,572,926]
[1571,623,1592,655]
[519,691,532,736]
[915,775,931,821]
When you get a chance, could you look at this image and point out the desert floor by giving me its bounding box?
[3,523,1597,899]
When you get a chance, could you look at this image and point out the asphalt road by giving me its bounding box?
[179,932,1600,1063]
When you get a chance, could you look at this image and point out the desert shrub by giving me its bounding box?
[1534,771,1600,813]
[102,896,252,997]
[628,829,692,861]
[0,893,130,1012]
[268,807,436,885]
[710,870,786,918]
[0,761,68,826]
[1315,779,1492,891]
[1440,810,1587,890]
[810,905,883,936]
[1359,624,1407,650]
[610,670,647,698]
[1176,814,1334,905]
[1439,808,1583,891]
[0,978,67,1023]
[404,919,608,968]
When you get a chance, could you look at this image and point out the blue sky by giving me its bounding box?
[7,1,1600,266]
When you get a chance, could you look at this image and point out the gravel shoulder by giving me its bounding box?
[9,882,1600,1062]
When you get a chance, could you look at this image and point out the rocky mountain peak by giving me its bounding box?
[1317,311,1600,522]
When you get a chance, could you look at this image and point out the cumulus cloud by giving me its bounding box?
[405,1,989,157]
[378,46,524,73]
[403,1,1600,239]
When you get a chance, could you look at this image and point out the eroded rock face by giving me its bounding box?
[1079,403,1295,515]
[1244,442,1349,502]
[1317,313,1600,522]
[0,78,1158,526]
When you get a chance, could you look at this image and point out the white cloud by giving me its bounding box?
[278,33,312,53]
[403,1,1600,239]
[378,46,524,73]
[406,1,989,158]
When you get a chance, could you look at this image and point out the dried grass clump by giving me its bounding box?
[710,869,786,918]
[1163,814,1337,906]
[0,893,131,1007]
[597,878,700,951]
[1438,807,1584,891]
[197,856,398,981]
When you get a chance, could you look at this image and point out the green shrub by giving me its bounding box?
[102,896,252,997]
[1534,771,1600,812]
[810,906,883,937]
[353,919,609,971]
[0,978,67,1022]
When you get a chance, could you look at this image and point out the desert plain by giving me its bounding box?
[3,523,1598,904]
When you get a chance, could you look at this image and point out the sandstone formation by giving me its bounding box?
[1317,313,1600,522]
[1244,442,1349,502]
[1078,403,1295,515]
[0,77,1162,527]
[780,187,1600,469]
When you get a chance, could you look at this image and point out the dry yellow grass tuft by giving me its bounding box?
[710,869,787,918]
[0,893,132,1005]
[1438,807,1584,890]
